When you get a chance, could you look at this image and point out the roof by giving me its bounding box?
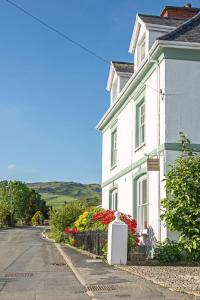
[138,14,185,27]
[158,12,200,42]
[112,61,134,74]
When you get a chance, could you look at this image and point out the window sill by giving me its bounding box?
[135,143,145,153]
[110,164,117,171]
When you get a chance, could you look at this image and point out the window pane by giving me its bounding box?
[111,189,118,211]
[137,177,148,231]
[115,193,118,211]
[140,41,145,61]
[138,182,141,205]
[141,125,145,144]
[111,130,117,166]
[143,205,148,229]
[137,101,145,147]
[142,179,147,204]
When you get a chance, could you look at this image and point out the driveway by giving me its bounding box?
[0,227,89,300]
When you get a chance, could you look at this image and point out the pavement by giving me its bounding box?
[59,243,194,300]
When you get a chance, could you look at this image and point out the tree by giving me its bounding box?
[0,181,48,225]
[0,200,10,225]
[161,133,200,261]
[49,201,87,242]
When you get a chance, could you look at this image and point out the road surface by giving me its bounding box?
[0,227,89,300]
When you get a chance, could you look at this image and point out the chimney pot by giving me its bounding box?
[185,3,192,8]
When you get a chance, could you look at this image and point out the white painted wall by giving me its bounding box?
[101,59,166,241]
[165,59,200,143]
[119,75,132,92]
[101,33,200,244]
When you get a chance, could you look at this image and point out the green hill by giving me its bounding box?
[27,181,102,208]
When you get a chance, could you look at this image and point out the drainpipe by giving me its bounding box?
[148,57,161,241]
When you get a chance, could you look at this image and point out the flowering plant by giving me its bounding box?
[93,210,137,234]
[74,207,103,231]
[64,228,79,234]
[93,209,139,251]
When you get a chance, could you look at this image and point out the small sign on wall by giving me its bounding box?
[147,158,160,171]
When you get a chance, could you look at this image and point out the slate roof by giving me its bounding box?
[158,12,200,42]
[138,14,185,27]
[112,61,134,73]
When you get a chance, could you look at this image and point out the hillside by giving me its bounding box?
[27,181,102,207]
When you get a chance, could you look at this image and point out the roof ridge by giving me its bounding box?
[158,12,200,41]
[112,61,134,65]
[138,13,185,21]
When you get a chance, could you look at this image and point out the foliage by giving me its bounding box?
[0,200,10,225]
[49,201,87,242]
[93,210,138,235]
[64,228,79,234]
[74,207,102,231]
[73,209,138,256]
[31,211,43,226]
[102,241,108,260]
[154,240,183,264]
[68,235,76,246]
[92,210,138,254]
[161,133,200,261]
[0,180,48,225]
[64,228,79,245]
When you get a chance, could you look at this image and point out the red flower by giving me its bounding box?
[64,228,71,234]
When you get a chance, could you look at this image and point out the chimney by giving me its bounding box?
[161,4,200,19]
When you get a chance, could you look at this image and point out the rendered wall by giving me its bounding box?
[165,59,200,143]
[101,59,166,241]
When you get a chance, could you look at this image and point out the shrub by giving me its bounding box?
[74,207,102,231]
[68,235,76,246]
[49,201,86,242]
[31,211,43,226]
[93,210,137,235]
[161,133,200,262]
[154,240,183,264]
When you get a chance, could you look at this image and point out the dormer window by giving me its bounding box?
[107,61,134,106]
[137,35,146,65]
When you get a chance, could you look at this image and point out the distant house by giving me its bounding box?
[97,4,200,243]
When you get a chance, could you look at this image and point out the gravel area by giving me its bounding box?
[117,265,200,297]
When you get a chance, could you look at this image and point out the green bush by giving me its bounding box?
[161,133,200,262]
[31,211,43,226]
[49,201,87,242]
[154,240,183,264]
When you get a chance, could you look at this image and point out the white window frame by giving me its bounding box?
[137,175,148,233]
[110,189,118,211]
[136,100,145,149]
[111,78,118,104]
[111,128,117,168]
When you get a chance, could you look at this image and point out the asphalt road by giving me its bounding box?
[0,227,89,300]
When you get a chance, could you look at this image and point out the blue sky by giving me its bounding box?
[0,0,199,183]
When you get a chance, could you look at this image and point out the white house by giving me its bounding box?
[97,4,200,243]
